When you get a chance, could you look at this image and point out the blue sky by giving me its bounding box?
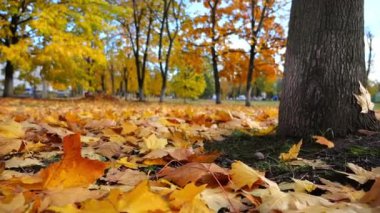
[365,0,380,81]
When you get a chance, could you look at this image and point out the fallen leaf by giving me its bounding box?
[40,133,107,189]
[337,163,377,184]
[116,157,139,169]
[179,196,213,213]
[40,188,106,210]
[121,122,138,135]
[312,136,335,148]
[292,178,316,192]
[0,120,24,139]
[230,161,265,190]
[103,168,147,186]
[354,81,374,113]
[0,193,25,213]
[279,140,302,161]
[360,177,380,207]
[158,162,229,187]
[0,138,22,156]
[118,180,170,212]
[5,157,44,168]
[141,134,168,151]
[257,186,332,212]
[317,178,365,202]
[169,183,206,209]
[201,188,246,212]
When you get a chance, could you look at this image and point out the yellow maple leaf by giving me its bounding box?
[121,122,138,135]
[169,183,207,209]
[230,161,265,189]
[116,157,139,169]
[0,120,24,139]
[179,196,213,213]
[292,178,316,192]
[142,134,168,151]
[40,134,107,189]
[279,140,303,161]
[312,136,334,148]
[118,180,170,213]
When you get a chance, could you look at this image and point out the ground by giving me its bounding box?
[206,132,380,184]
[0,98,379,212]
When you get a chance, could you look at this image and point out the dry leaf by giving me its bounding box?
[40,133,107,189]
[103,168,147,186]
[0,120,25,139]
[142,134,168,151]
[312,135,335,148]
[354,81,374,113]
[158,162,229,187]
[201,188,246,212]
[169,182,206,209]
[279,140,302,161]
[118,180,170,212]
[230,161,265,190]
[337,163,377,184]
[361,177,380,207]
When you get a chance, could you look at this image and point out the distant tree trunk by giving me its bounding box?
[210,1,221,104]
[100,73,106,93]
[123,67,128,98]
[159,77,167,103]
[3,61,14,97]
[278,0,379,137]
[245,0,267,107]
[366,31,373,83]
[41,79,48,99]
[109,64,115,95]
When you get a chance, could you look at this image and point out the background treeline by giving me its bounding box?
[0,0,286,105]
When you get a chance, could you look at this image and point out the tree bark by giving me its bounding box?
[3,61,14,97]
[210,0,221,104]
[278,0,379,137]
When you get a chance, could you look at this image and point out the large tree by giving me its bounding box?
[278,0,379,137]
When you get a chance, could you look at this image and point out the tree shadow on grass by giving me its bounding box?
[205,131,380,185]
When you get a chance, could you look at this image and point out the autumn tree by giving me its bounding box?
[188,0,240,104]
[0,0,35,97]
[237,0,285,106]
[157,0,183,102]
[0,0,111,97]
[122,0,155,101]
[278,0,379,137]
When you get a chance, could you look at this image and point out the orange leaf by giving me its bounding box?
[312,136,335,148]
[40,134,107,189]
[360,177,380,207]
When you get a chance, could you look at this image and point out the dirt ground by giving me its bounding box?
[205,131,380,190]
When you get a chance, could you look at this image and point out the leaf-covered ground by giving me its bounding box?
[0,98,379,212]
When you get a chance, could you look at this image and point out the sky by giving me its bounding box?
[364,0,380,81]
[188,0,380,81]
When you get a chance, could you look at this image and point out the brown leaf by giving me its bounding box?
[158,162,229,187]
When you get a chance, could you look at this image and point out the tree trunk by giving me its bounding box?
[123,68,128,98]
[3,61,14,97]
[278,0,379,137]
[42,79,48,99]
[138,85,144,101]
[211,46,221,104]
[101,73,106,93]
[159,77,167,103]
[245,51,256,107]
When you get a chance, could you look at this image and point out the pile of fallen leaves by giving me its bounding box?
[0,98,379,212]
